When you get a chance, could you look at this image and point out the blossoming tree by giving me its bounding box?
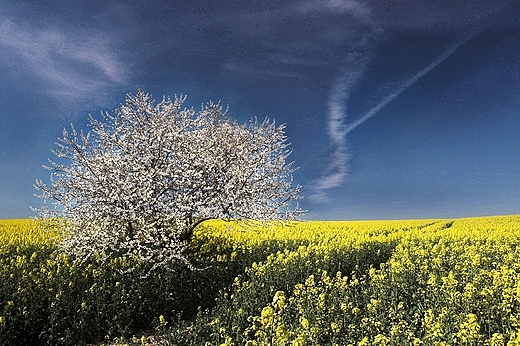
[34,89,304,268]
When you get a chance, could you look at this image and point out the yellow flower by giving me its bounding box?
[261,306,274,326]
[456,313,481,343]
[273,291,286,310]
[158,314,167,327]
[373,334,388,346]
[300,317,310,329]
[305,275,315,287]
[488,333,504,346]
[291,336,306,346]
[357,337,370,346]
[463,283,476,302]
[367,299,379,313]
[318,293,326,310]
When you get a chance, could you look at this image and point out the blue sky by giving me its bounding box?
[0,0,519,220]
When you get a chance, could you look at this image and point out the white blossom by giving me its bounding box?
[33,89,305,269]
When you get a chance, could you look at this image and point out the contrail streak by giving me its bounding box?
[310,34,474,203]
[344,34,474,134]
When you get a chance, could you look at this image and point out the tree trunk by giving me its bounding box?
[179,217,212,242]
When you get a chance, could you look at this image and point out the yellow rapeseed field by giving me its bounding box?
[192,215,520,345]
[1,215,520,345]
[0,218,61,247]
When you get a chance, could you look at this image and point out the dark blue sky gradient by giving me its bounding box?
[0,0,519,219]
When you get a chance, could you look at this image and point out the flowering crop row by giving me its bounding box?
[1,216,520,345]
[178,216,520,345]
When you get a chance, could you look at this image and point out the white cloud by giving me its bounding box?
[297,0,372,19]
[0,17,128,111]
[307,6,381,203]
[307,1,508,204]
[307,55,366,203]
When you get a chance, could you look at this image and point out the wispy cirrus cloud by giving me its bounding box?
[308,54,368,203]
[308,0,503,204]
[0,17,128,112]
[214,0,377,82]
[307,1,381,203]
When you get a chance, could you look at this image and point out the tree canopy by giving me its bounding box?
[34,89,304,268]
